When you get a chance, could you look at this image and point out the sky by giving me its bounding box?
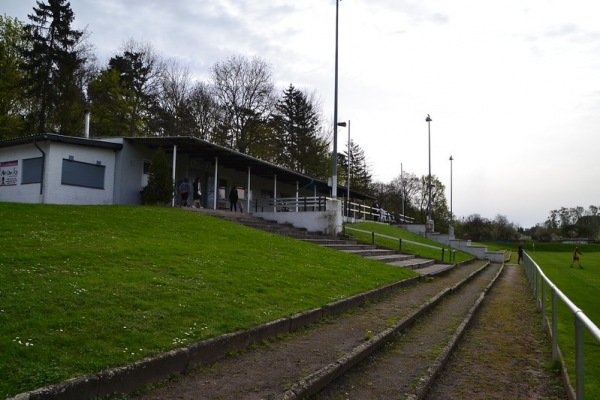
[3,0,600,228]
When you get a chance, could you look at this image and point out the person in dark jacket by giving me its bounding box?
[229,186,239,212]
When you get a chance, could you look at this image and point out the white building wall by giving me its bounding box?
[0,141,116,205]
[44,142,116,205]
[0,143,44,203]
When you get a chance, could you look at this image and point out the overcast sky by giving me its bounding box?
[4,0,600,228]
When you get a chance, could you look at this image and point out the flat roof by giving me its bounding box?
[0,133,123,150]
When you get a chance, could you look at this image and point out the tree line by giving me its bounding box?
[1,0,456,227]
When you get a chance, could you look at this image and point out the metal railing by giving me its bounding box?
[343,226,456,263]
[252,196,329,213]
[523,252,600,399]
[342,200,415,224]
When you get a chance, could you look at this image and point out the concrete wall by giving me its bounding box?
[256,199,343,235]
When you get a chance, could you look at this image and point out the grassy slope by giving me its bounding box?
[344,221,474,263]
[0,203,418,397]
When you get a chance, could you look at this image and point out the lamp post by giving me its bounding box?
[426,114,433,233]
[332,0,341,198]
[337,121,348,208]
[401,162,404,222]
[449,155,454,237]
[346,121,351,204]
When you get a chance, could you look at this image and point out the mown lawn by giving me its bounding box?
[0,203,418,398]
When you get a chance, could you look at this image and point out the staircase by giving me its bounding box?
[193,208,452,274]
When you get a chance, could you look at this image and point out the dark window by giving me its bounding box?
[21,157,43,184]
[61,159,105,189]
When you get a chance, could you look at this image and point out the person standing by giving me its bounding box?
[178,178,190,207]
[570,245,583,269]
[229,186,239,212]
[192,177,202,208]
[517,243,524,264]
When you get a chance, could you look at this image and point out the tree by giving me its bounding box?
[343,139,371,194]
[210,55,276,154]
[0,15,28,138]
[417,174,448,227]
[271,84,329,178]
[187,81,219,141]
[143,147,173,205]
[21,0,87,134]
[87,68,131,136]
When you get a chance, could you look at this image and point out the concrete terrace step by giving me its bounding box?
[364,253,416,263]
[192,207,450,275]
[388,257,436,269]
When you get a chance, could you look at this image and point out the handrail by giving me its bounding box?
[343,225,456,263]
[523,252,600,399]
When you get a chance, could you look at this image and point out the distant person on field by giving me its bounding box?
[517,243,524,264]
[570,245,583,269]
[229,186,239,212]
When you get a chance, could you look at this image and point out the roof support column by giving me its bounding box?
[213,156,218,210]
[171,145,177,207]
[296,181,299,212]
[273,174,277,213]
[247,166,251,213]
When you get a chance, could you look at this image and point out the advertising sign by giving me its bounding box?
[0,160,19,186]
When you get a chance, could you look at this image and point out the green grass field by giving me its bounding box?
[525,248,600,399]
[344,221,474,264]
[0,203,418,398]
[487,241,600,398]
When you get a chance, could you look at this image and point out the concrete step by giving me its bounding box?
[364,253,415,263]
[387,258,435,269]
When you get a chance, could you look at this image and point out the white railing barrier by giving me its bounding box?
[342,200,415,224]
[343,226,456,263]
[523,252,600,400]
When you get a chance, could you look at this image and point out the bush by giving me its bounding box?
[143,147,173,205]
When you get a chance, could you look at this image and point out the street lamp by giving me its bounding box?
[332,0,341,198]
[426,114,433,233]
[449,155,454,237]
[337,121,348,214]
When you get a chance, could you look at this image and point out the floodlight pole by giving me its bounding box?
[332,0,341,198]
[426,114,433,232]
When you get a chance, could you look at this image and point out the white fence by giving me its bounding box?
[523,252,600,400]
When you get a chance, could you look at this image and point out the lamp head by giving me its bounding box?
[337,122,347,127]
[449,155,453,161]
[426,114,432,122]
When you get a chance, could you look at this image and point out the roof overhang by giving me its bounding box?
[127,136,373,200]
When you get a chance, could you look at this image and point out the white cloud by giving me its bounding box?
[4,0,600,227]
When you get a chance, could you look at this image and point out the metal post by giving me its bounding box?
[575,315,585,399]
[347,120,351,211]
[426,115,433,232]
[332,0,341,199]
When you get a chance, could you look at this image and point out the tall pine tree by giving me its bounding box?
[271,84,329,179]
[21,0,85,134]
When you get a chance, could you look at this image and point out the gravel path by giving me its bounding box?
[133,263,568,399]
[425,263,567,400]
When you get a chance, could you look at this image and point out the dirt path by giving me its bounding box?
[133,262,487,399]
[425,264,567,400]
[133,263,568,399]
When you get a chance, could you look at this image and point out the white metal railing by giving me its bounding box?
[343,226,456,263]
[251,196,329,213]
[342,200,415,224]
[523,252,600,399]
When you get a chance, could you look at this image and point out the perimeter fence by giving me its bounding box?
[523,252,600,400]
